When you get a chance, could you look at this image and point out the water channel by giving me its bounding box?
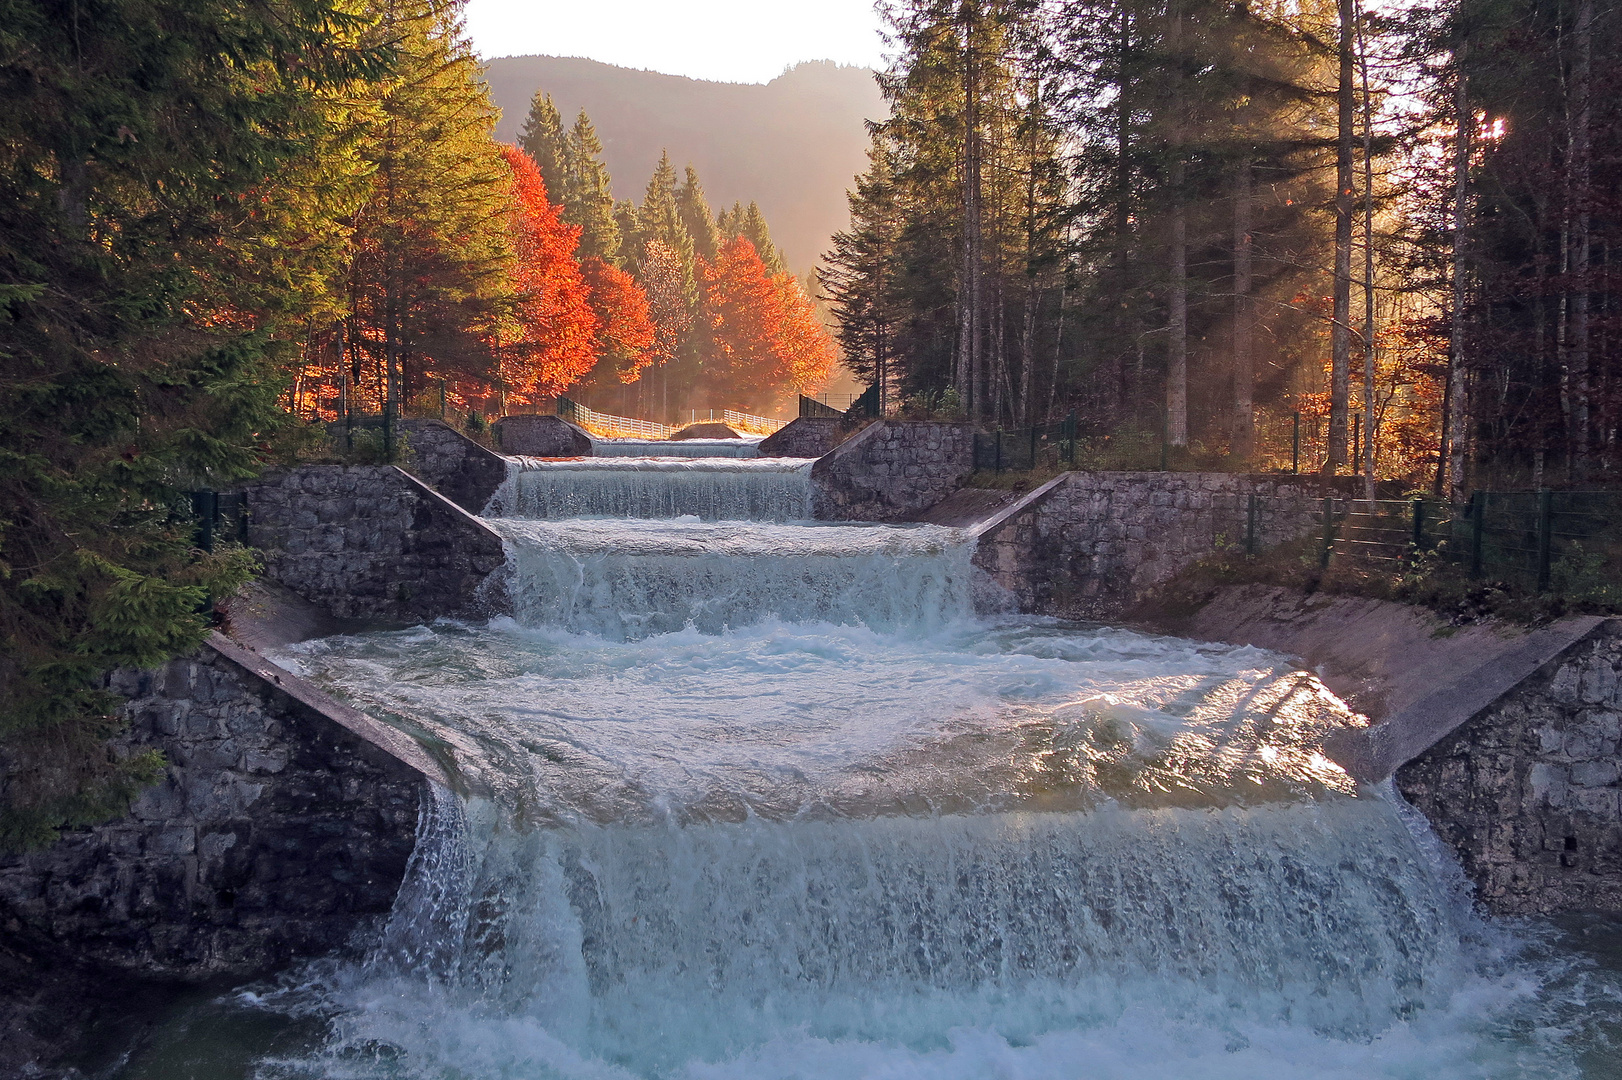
[110,452,1622,1079]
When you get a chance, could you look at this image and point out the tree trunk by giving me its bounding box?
[958,1,984,421]
[1570,0,1593,479]
[1232,158,1254,461]
[1166,0,1188,449]
[1329,0,1355,474]
[1445,50,1471,503]
[1359,11,1377,502]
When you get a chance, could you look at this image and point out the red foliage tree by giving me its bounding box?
[498,143,598,405]
[580,255,655,385]
[699,236,836,407]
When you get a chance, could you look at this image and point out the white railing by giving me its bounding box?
[722,409,788,435]
[558,398,675,439]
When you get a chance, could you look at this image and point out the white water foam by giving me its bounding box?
[488,518,977,639]
[491,457,815,520]
[592,437,763,458]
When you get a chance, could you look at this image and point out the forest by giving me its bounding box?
[0,0,833,842]
[826,0,1622,497]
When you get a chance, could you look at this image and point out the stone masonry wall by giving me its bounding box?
[492,414,592,460]
[1396,621,1622,916]
[974,471,1324,619]
[399,419,509,514]
[0,635,439,984]
[246,465,507,623]
[757,417,853,459]
[811,420,974,521]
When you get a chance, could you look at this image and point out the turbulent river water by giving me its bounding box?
[108,454,1622,1079]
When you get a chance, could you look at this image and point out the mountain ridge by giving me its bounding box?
[481,56,886,274]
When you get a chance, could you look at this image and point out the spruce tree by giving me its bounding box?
[0,0,385,846]
[566,110,621,264]
[677,166,722,263]
[518,91,570,206]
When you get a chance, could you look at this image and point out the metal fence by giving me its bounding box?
[190,490,249,552]
[973,414,1080,472]
[1277,490,1620,591]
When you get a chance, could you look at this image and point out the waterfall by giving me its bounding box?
[212,453,1600,1080]
[489,518,978,639]
[490,457,816,520]
[592,437,762,458]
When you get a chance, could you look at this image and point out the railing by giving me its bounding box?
[799,395,844,419]
[556,396,674,439]
[973,414,1079,472]
[722,409,787,435]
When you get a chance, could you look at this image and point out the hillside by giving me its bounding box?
[482,56,886,274]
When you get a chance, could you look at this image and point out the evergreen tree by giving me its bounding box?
[718,201,788,274]
[566,110,621,264]
[0,0,386,845]
[518,91,570,206]
[677,166,722,263]
[343,0,512,449]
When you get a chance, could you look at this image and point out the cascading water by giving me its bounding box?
[113,452,1621,1079]
[591,437,763,459]
[492,457,816,520]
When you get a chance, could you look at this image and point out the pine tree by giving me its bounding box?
[718,201,787,274]
[343,0,512,451]
[823,136,904,411]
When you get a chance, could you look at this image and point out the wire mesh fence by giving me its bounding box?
[973,414,1080,472]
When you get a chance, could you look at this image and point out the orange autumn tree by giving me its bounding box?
[580,255,656,386]
[498,143,598,405]
[699,236,835,407]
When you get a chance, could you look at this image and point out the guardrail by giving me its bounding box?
[722,409,787,435]
[556,397,674,439]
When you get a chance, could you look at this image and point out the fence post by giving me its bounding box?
[1246,493,1258,556]
[1160,408,1170,471]
[1029,425,1038,469]
[191,490,217,553]
[1469,492,1485,578]
[1536,487,1553,592]
[1352,414,1361,476]
[995,429,1003,474]
[1321,496,1334,567]
[1410,497,1425,554]
[1291,412,1301,474]
[1066,411,1077,464]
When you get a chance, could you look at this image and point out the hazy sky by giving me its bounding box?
[464,0,889,84]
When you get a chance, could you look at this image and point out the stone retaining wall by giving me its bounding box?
[245,465,506,623]
[398,419,509,514]
[1396,620,1622,916]
[492,414,592,459]
[974,471,1324,618]
[811,421,974,521]
[0,635,441,986]
[757,417,853,458]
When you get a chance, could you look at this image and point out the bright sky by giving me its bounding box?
[464,0,889,84]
